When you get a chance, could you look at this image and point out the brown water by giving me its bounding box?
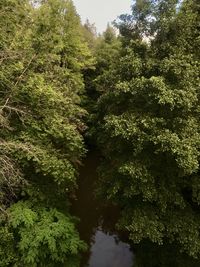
[71,151,134,267]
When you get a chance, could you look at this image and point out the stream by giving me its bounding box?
[71,151,134,267]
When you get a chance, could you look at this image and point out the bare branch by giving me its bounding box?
[0,206,9,217]
[14,54,36,87]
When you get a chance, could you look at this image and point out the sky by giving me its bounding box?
[73,0,132,33]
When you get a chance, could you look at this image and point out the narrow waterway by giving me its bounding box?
[71,151,134,267]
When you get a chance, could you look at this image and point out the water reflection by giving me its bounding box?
[88,230,133,267]
[70,151,134,267]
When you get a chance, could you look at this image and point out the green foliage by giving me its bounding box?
[82,19,97,51]
[134,240,200,267]
[0,201,86,267]
[0,224,17,267]
[0,0,93,265]
[0,0,89,201]
[83,25,121,142]
[95,0,200,262]
[1,0,200,265]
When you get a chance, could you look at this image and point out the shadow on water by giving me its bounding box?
[71,150,134,267]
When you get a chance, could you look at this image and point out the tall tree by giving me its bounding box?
[95,0,200,263]
[0,0,93,266]
[82,19,97,51]
[83,25,121,142]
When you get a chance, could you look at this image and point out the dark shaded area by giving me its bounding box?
[70,150,134,267]
[134,240,200,267]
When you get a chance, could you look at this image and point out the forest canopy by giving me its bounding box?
[0,0,200,266]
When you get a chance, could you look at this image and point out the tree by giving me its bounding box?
[82,19,97,51]
[0,0,93,265]
[95,0,200,262]
[83,24,121,142]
